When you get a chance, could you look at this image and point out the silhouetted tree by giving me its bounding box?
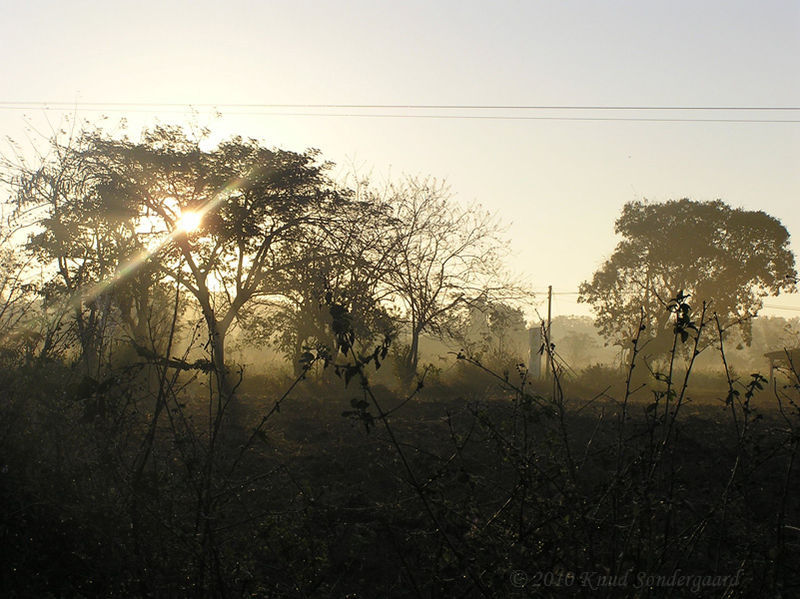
[382,178,511,377]
[549,315,617,368]
[82,126,347,395]
[726,315,800,371]
[579,198,797,354]
[7,128,190,379]
[9,135,143,376]
[0,224,40,361]
[249,214,396,376]
[452,298,527,372]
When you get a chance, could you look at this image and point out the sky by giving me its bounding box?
[1,0,799,322]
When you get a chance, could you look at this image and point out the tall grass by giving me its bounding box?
[1,292,798,597]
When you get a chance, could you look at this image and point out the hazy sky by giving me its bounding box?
[1,0,799,320]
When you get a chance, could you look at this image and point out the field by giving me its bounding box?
[2,353,800,598]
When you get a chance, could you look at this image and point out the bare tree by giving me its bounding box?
[381,177,514,377]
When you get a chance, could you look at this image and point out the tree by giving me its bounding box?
[723,315,800,371]
[549,315,617,368]
[9,133,144,376]
[452,298,528,372]
[245,204,397,377]
[381,177,512,377]
[0,225,39,361]
[81,126,347,395]
[579,199,797,354]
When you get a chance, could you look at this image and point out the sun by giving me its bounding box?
[175,210,202,233]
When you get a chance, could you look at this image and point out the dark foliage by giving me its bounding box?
[579,198,797,354]
[2,295,800,597]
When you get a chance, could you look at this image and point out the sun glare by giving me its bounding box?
[176,210,202,233]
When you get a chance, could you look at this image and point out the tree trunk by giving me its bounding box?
[77,306,101,378]
[204,311,232,399]
[404,325,422,382]
[409,329,420,373]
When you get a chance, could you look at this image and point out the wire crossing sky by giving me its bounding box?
[2,101,800,123]
[6,105,800,123]
[2,101,800,110]
[1,0,799,319]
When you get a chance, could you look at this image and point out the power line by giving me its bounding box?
[1,101,799,111]
[1,102,799,123]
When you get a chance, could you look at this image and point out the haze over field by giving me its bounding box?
[2,0,799,320]
[4,3,800,596]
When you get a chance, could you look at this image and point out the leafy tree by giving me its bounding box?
[246,210,397,377]
[579,198,797,354]
[549,315,617,368]
[81,126,347,395]
[453,298,527,372]
[725,315,800,371]
[6,127,189,381]
[8,134,144,376]
[0,225,39,362]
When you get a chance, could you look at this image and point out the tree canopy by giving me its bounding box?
[579,198,797,352]
[87,127,352,392]
[4,125,520,392]
[9,126,350,392]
